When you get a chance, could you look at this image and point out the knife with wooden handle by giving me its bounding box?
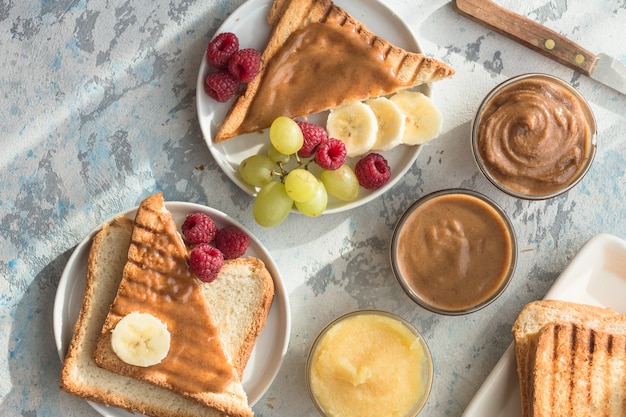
[455,0,626,95]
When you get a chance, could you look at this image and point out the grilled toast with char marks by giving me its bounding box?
[60,211,275,417]
[513,300,626,417]
[529,322,626,417]
[214,0,454,143]
[92,192,253,417]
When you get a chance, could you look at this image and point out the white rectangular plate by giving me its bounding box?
[462,233,626,417]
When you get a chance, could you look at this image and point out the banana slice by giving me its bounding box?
[326,102,378,158]
[365,97,406,151]
[111,311,171,367]
[390,91,443,145]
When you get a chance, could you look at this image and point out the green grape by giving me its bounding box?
[269,116,304,155]
[238,154,276,187]
[320,164,360,202]
[295,180,328,217]
[267,144,291,165]
[284,168,319,202]
[253,182,293,227]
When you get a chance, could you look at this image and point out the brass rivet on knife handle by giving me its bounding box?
[455,0,598,76]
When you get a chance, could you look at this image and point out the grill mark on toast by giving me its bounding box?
[549,324,558,413]
[573,326,593,414]
[588,329,596,354]
[597,330,612,417]
[610,334,626,416]
[413,57,424,85]
[568,324,576,413]
[318,4,339,25]
[380,43,392,60]
[604,331,613,416]
[586,328,595,413]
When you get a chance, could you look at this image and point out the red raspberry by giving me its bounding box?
[204,71,238,102]
[228,48,261,83]
[315,138,347,170]
[214,226,250,259]
[206,32,239,69]
[297,121,328,158]
[354,153,391,189]
[181,212,218,244]
[189,243,224,283]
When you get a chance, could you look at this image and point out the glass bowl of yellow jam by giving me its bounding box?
[306,310,433,417]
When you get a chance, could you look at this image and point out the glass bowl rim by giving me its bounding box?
[305,309,434,417]
[470,72,597,200]
[390,188,518,315]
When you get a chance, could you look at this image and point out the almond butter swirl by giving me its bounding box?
[476,78,592,196]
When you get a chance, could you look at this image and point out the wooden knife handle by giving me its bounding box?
[455,0,598,76]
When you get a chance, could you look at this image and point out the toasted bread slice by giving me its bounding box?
[529,322,626,417]
[61,207,275,416]
[512,300,624,417]
[214,0,454,143]
[201,256,274,376]
[92,193,250,417]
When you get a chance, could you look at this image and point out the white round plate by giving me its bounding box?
[53,202,291,416]
[196,0,430,214]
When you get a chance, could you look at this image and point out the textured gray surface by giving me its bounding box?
[1,0,625,416]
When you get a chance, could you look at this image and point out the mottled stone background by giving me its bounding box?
[1,0,625,416]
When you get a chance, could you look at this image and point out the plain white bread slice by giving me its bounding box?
[60,215,275,417]
[201,256,274,376]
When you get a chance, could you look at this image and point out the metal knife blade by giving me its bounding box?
[455,0,626,96]
[592,54,626,96]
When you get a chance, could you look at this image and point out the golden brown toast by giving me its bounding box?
[214,0,454,143]
[60,212,275,417]
[93,192,252,417]
[529,322,626,417]
[513,300,626,417]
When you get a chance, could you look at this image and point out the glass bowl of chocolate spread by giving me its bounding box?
[471,73,597,200]
[390,189,517,315]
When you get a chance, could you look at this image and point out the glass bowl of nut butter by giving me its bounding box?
[390,189,517,315]
[471,73,597,200]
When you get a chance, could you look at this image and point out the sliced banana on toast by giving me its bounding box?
[111,311,171,367]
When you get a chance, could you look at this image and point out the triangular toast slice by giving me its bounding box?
[94,192,252,417]
[214,0,454,143]
[60,214,275,417]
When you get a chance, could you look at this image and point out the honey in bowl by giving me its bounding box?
[471,73,597,200]
[306,310,433,417]
[391,189,517,315]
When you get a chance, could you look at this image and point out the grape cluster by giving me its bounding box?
[238,117,390,227]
